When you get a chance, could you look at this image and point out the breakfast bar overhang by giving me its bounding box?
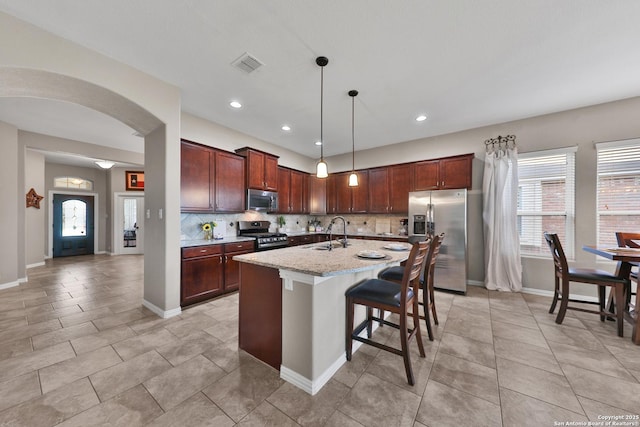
[234,239,411,395]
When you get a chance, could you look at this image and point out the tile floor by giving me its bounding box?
[1,254,639,426]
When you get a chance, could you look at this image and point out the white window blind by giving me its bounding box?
[596,139,640,248]
[517,147,576,257]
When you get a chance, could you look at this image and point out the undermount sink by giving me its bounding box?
[311,240,350,250]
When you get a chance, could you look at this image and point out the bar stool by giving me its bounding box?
[378,234,444,341]
[345,240,429,385]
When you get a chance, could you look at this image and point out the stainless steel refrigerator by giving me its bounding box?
[409,189,467,294]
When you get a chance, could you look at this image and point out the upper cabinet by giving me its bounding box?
[181,140,214,212]
[235,147,279,191]
[334,171,369,214]
[180,139,245,213]
[277,167,305,213]
[308,175,326,215]
[412,154,473,191]
[368,164,410,214]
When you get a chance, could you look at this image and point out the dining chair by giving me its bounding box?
[544,232,628,337]
[615,232,639,308]
[377,233,444,341]
[345,240,429,385]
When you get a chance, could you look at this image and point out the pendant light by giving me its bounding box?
[348,90,359,186]
[316,56,329,178]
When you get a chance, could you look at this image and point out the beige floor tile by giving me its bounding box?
[202,341,253,373]
[0,316,28,331]
[490,307,539,329]
[0,378,99,427]
[339,373,421,427]
[577,396,640,421]
[533,310,588,329]
[112,327,179,360]
[236,401,299,426]
[163,313,220,337]
[324,410,365,427]
[333,347,375,388]
[562,364,640,415]
[156,330,222,366]
[438,331,496,368]
[494,336,563,375]
[268,379,350,426]
[500,387,586,427]
[31,321,98,350]
[0,318,61,345]
[416,380,502,427]
[26,304,82,324]
[492,319,549,349]
[443,315,494,344]
[0,372,41,412]
[496,357,583,413]
[203,319,239,342]
[203,357,284,422]
[538,323,606,351]
[0,341,75,383]
[450,294,491,312]
[89,350,171,401]
[39,346,122,394]
[59,307,113,328]
[56,384,162,427]
[489,298,531,315]
[91,308,148,331]
[0,337,32,362]
[549,340,633,380]
[430,351,499,404]
[143,354,225,411]
[70,324,136,354]
[147,392,234,427]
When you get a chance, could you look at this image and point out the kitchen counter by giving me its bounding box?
[235,238,412,395]
[180,236,254,248]
[285,230,408,240]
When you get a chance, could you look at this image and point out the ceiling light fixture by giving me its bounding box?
[348,90,359,187]
[416,114,427,122]
[281,125,291,131]
[315,141,322,146]
[95,160,115,169]
[315,56,329,179]
[230,101,242,109]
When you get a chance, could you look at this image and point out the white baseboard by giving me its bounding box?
[467,280,484,287]
[0,280,20,290]
[142,299,182,319]
[26,261,45,269]
[521,286,599,303]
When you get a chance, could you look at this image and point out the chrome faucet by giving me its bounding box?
[328,216,348,250]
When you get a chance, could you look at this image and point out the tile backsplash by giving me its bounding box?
[180,212,408,240]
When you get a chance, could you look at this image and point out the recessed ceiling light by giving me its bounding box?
[416,114,427,122]
[281,125,291,131]
[315,141,322,146]
[230,101,242,109]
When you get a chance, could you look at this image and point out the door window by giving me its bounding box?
[61,200,87,237]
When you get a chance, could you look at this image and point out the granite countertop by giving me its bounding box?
[233,238,412,277]
[181,236,255,248]
[286,230,408,239]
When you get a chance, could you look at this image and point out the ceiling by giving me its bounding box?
[1,1,640,168]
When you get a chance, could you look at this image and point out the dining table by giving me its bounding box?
[582,245,640,344]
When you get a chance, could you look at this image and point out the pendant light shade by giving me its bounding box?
[348,89,359,187]
[316,56,329,178]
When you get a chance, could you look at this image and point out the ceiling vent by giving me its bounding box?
[232,53,264,74]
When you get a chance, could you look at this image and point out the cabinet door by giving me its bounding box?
[308,175,326,215]
[215,151,245,212]
[264,155,279,191]
[326,174,337,214]
[368,167,390,213]
[335,172,352,214]
[246,150,266,190]
[351,170,369,213]
[181,254,223,305]
[412,160,440,191]
[277,167,291,213]
[440,155,473,189]
[289,170,305,213]
[302,173,310,214]
[223,242,254,292]
[180,141,214,212]
[389,164,410,213]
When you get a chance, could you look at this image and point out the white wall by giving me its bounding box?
[0,121,20,288]
[25,149,45,266]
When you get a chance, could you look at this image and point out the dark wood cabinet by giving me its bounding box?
[181,140,214,212]
[389,164,411,213]
[181,245,224,305]
[368,167,390,213]
[308,175,326,215]
[326,174,337,214]
[236,147,279,191]
[223,241,255,292]
[334,171,368,213]
[214,151,245,212]
[277,167,291,213]
[411,154,473,191]
[277,167,305,213]
[287,234,314,246]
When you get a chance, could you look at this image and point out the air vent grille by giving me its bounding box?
[232,53,264,74]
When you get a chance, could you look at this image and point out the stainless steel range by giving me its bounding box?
[238,220,289,251]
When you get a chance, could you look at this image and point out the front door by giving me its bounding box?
[116,194,144,255]
[52,194,95,257]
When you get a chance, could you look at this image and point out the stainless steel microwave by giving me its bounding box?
[247,189,278,212]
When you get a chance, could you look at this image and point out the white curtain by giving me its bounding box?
[483,137,522,292]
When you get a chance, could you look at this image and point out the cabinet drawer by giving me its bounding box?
[223,241,255,253]
[182,245,223,259]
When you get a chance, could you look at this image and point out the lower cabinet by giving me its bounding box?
[181,241,254,306]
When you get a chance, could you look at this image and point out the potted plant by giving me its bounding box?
[276,216,286,232]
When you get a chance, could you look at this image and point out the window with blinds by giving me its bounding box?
[596,139,640,248]
[517,148,576,257]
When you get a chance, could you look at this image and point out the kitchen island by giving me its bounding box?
[234,239,411,395]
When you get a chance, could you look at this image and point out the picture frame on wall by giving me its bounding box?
[125,171,144,191]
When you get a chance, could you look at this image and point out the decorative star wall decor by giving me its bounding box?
[26,188,44,209]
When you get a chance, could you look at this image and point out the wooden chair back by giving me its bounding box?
[543,232,568,279]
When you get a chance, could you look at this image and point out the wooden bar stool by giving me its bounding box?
[345,240,429,385]
[377,234,444,341]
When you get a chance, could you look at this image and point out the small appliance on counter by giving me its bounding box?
[238,220,289,251]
